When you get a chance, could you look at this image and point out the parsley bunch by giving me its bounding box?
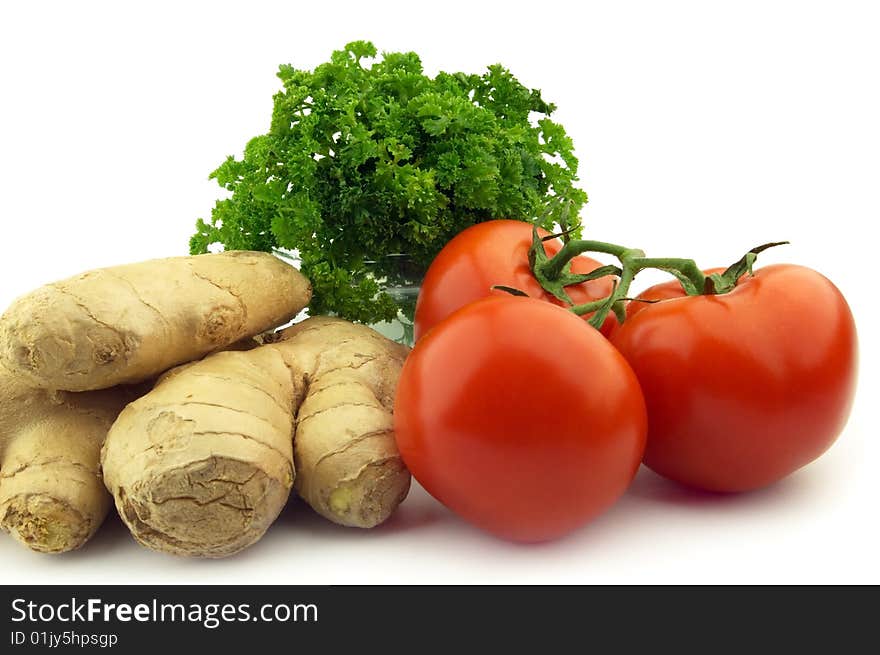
[191,41,587,323]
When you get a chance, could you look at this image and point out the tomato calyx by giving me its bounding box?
[491,285,530,297]
[527,227,790,329]
[702,241,790,294]
[529,229,626,305]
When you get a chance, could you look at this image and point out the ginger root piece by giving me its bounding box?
[277,317,411,529]
[101,347,299,558]
[101,317,410,558]
[0,251,312,391]
[0,368,137,553]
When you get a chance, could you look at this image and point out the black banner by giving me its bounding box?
[0,585,871,651]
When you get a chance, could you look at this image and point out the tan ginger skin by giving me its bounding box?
[0,369,139,553]
[0,251,312,391]
[0,251,313,554]
[102,317,411,558]
[279,318,411,530]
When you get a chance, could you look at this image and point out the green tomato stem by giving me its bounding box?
[532,229,789,329]
[629,257,708,296]
[586,260,636,329]
[541,239,644,280]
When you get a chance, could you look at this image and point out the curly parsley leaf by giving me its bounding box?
[191,41,588,323]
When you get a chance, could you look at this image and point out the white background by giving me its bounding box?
[1,0,877,584]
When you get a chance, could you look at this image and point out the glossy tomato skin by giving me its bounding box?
[395,296,647,542]
[611,264,858,492]
[414,220,617,341]
[622,267,728,325]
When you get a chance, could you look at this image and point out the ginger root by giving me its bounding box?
[2,252,409,557]
[0,251,311,391]
[278,317,411,528]
[0,369,138,553]
[101,346,298,557]
[101,317,410,557]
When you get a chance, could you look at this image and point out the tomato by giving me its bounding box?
[394,295,647,542]
[414,220,617,341]
[611,264,858,492]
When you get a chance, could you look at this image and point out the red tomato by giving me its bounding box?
[414,220,617,341]
[395,296,647,542]
[611,264,858,492]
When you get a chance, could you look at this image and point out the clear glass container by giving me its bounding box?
[274,250,424,347]
[363,253,424,347]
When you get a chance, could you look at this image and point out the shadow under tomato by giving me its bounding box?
[625,464,825,509]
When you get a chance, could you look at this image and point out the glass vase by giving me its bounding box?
[363,253,424,347]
